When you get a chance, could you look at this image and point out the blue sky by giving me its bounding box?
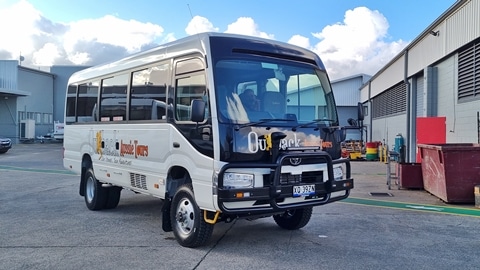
[0,0,456,79]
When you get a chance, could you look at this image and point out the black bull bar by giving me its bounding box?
[217,151,354,214]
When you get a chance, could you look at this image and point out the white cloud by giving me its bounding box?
[185,15,219,35]
[0,0,42,57]
[224,17,274,39]
[64,15,163,54]
[185,16,274,40]
[0,0,166,66]
[61,15,163,65]
[33,43,60,66]
[288,7,408,80]
[67,52,90,65]
[288,35,311,49]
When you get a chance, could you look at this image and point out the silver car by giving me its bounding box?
[0,137,12,154]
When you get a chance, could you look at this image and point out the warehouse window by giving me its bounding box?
[458,39,480,101]
[371,83,407,119]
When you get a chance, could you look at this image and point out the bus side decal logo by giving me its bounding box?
[94,131,149,161]
[120,140,149,158]
[96,131,103,159]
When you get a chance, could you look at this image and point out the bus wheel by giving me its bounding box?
[170,184,214,247]
[273,207,313,230]
[84,168,108,210]
[104,187,122,209]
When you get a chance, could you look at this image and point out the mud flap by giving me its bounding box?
[161,197,172,232]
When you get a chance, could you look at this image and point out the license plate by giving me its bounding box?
[293,184,315,197]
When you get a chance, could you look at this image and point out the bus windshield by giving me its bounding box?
[214,58,338,126]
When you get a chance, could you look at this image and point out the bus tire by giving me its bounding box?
[170,184,214,248]
[104,186,122,209]
[273,207,313,230]
[84,168,108,211]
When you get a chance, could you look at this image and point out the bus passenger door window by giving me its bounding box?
[175,74,208,122]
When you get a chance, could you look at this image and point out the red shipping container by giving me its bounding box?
[418,143,480,203]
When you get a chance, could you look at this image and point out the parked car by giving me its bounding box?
[0,137,12,154]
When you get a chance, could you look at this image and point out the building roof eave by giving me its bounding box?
[0,88,31,96]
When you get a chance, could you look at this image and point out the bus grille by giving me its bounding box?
[130,173,148,190]
[280,171,323,185]
[279,156,326,185]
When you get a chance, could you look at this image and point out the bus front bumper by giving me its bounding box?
[216,156,353,215]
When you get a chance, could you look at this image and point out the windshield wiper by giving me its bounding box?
[234,118,295,131]
[292,119,335,131]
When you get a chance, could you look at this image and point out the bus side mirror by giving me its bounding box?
[335,127,347,142]
[190,99,205,123]
[357,102,364,121]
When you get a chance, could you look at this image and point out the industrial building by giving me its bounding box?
[0,62,86,142]
[360,0,480,162]
[332,74,371,127]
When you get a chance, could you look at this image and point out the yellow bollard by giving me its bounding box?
[379,144,388,163]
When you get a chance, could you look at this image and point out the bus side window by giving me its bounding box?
[77,82,99,123]
[100,75,128,121]
[130,64,169,121]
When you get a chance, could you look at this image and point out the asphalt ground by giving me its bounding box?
[1,143,479,270]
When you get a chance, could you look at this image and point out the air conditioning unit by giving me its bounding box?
[20,119,35,139]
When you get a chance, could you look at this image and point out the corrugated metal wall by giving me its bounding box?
[0,98,17,139]
[446,0,480,54]
[416,74,424,117]
[331,76,362,106]
[0,60,18,90]
[371,114,407,147]
[360,84,369,102]
[370,54,405,98]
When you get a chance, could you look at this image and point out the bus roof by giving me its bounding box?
[68,32,325,84]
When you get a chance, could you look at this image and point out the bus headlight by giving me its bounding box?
[333,166,344,180]
[223,172,254,189]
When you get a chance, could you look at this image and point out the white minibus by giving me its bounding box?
[63,32,353,247]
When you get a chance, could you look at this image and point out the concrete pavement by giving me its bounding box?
[1,143,480,270]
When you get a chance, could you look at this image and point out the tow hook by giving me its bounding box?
[204,210,220,224]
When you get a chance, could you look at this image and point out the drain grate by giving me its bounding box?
[369,192,393,197]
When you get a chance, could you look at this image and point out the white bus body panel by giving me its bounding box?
[63,123,216,211]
